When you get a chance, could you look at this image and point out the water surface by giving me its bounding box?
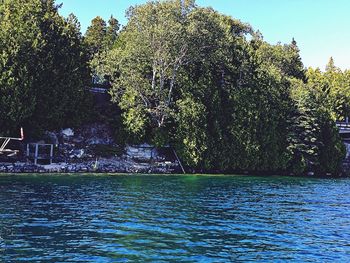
[0,174,350,262]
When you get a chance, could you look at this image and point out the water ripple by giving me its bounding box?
[0,174,350,262]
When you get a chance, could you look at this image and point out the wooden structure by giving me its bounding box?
[0,128,24,157]
[336,121,350,141]
[26,143,54,165]
[172,148,186,174]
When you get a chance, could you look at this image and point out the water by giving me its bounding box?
[0,174,350,262]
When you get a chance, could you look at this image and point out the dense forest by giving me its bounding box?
[0,0,349,175]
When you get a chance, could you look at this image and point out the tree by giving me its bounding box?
[86,16,120,85]
[254,39,305,80]
[98,0,345,175]
[103,0,195,133]
[84,16,107,56]
[173,7,254,171]
[289,79,345,175]
[325,57,337,72]
[85,16,120,56]
[0,0,91,136]
[305,59,350,121]
[105,16,120,49]
[175,96,208,167]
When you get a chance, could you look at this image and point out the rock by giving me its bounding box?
[72,136,84,144]
[86,138,112,145]
[69,149,85,159]
[345,143,350,160]
[80,123,114,145]
[126,144,159,162]
[44,131,59,145]
[61,128,74,137]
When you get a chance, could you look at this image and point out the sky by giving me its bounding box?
[59,0,350,70]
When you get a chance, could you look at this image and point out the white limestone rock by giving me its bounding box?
[61,128,74,137]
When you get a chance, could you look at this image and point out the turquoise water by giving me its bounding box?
[0,174,350,262]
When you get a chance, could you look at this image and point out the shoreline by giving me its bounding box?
[0,158,181,174]
[0,164,348,179]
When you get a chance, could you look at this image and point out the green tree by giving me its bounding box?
[0,0,91,136]
[84,16,107,56]
[105,16,120,49]
[99,0,345,175]
[175,96,208,167]
[289,79,345,175]
[85,16,120,55]
[305,59,350,121]
[86,16,120,85]
[173,7,253,171]
[102,0,195,133]
[254,38,305,80]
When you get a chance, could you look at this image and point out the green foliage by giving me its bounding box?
[227,64,293,172]
[289,79,346,175]
[150,128,170,148]
[85,16,120,85]
[106,16,120,49]
[96,0,346,175]
[85,17,107,86]
[100,0,196,131]
[84,16,107,56]
[1,0,345,176]
[305,59,350,121]
[175,96,208,167]
[284,57,348,174]
[84,15,120,57]
[0,0,92,136]
[254,38,306,80]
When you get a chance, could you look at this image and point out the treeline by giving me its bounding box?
[0,0,348,175]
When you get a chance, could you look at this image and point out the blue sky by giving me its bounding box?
[59,0,350,70]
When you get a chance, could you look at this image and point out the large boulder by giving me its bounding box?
[61,128,74,138]
[69,149,85,159]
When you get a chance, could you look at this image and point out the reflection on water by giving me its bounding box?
[0,174,350,262]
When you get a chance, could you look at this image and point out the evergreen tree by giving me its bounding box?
[306,60,350,121]
[84,16,107,56]
[105,16,120,49]
[289,79,345,175]
[85,15,120,85]
[84,15,120,56]
[0,0,91,136]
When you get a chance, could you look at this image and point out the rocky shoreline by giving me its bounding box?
[0,157,180,174]
[4,123,348,176]
[0,124,183,174]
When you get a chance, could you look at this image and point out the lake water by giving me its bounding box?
[0,174,350,262]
